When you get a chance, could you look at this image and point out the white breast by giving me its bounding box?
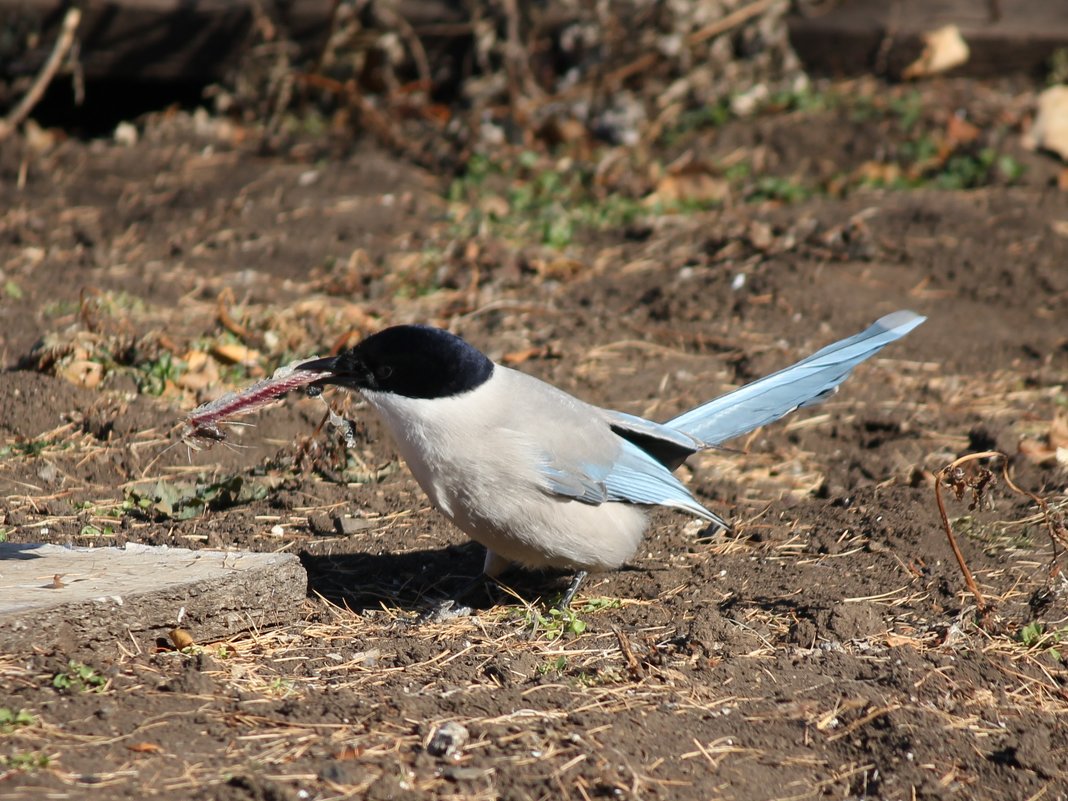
[360,369,649,572]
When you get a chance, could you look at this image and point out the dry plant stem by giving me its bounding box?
[500,0,539,105]
[934,451,1003,620]
[584,0,777,97]
[687,0,777,46]
[375,5,432,91]
[217,288,252,341]
[612,627,644,680]
[1000,464,1068,571]
[297,73,405,151]
[0,8,82,140]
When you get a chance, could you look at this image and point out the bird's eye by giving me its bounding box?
[376,365,393,380]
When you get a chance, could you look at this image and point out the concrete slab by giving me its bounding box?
[0,543,307,654]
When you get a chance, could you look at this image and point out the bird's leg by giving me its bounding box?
[557,570,588,610]
[482,549,510,579]
[439,548,511,604]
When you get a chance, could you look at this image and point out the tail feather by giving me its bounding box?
[667,310,925,446]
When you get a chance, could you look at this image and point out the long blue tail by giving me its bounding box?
[666,310,925,446]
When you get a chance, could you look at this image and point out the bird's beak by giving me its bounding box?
[295,355,346,391]
[296,352,370,390]
[295,355,342,374]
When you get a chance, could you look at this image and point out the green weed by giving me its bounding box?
[78,524,116,538]
[265,677,296,698]
[0,439,62,460]
[41,299,80,317]
[134,351,184,396]
[521,605,588,641]
[575,597,623,613]
[746,176,811,204]
[53,660,107,693]
[0,708,35,732]
[448,152,645,248]
[0,752,50,771]
[1018,622,1066,662]
[574,667,625,687]
[537,655,568,675]
[660,102,732,145]
[1047,48,1068,86]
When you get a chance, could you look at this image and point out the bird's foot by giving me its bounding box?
[416,572,502,623]
[418,598,474,624]
[556,570,588,611]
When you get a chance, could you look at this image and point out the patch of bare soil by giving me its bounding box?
[1,80,1067,801]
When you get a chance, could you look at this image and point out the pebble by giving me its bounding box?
[426,721,469,761]
[334,516,374,536]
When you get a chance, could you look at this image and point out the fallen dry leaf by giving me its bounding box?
[854,161,903,185]
[501,345,555,366]
[57,359,104,389]
[1019,414,1068,465]
[644,168,729,206]
[126,742,165,754]
[210,343,261,366]
[177,350,220,391]
[1019,438,1058,466]
[1024,86,1068,161]
[184,350,210,371]
[945,114,980,147]
[903,25,970,79]
[169,628,195,649]
[535,257,586,281]
[884,634,922,648]
[537,116,589,148]
[479,195,510,219]
[1049,414,1068,449]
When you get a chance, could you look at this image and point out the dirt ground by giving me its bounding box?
[1,77,1067,801]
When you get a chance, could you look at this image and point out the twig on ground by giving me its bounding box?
[687,0,777,46]
[0,8,82,141]
[612,626,645,680]
[934,451,1001,622]
[216,288,254,341]
[374,4,432,93]
[934,449,1067,625]
[999,464,1068,573]
[598,0,776,92]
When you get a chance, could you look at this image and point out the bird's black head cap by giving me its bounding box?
[300,325,494,399]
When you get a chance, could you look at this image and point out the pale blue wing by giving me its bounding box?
[539,463,607,504]
[600,409,703,469]
[667,310,925,446]
[603,440,727,526]
[538,440,727,528]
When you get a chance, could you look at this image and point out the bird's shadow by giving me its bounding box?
[299,542,577,614]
